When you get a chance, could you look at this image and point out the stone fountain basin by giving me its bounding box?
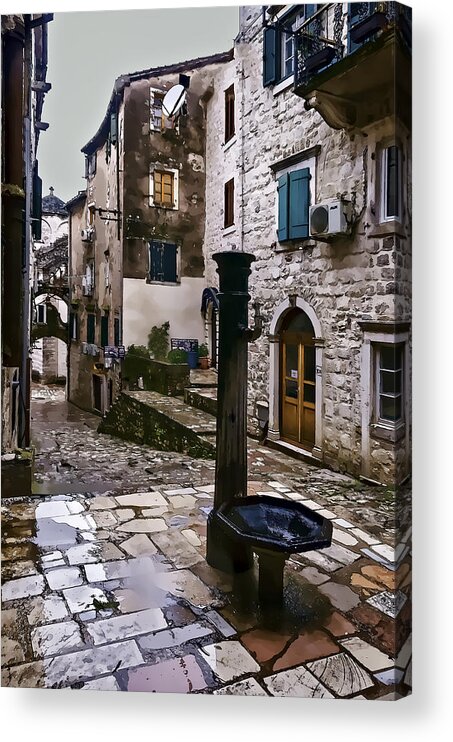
[215,495,332,555]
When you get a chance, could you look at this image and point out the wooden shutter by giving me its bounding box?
[289,168,310,239]
[101,315,109,347]
[162,242,178,282]
[32,164,42,240]
[305,4,317,18]
[150,240,163,281]
[277,173,289,241]
[110,113,118,145]
[263,27,280,86]
[87,314,95,344]
[114,317,120,346]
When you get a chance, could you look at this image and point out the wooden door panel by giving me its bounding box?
[282,400,299,440]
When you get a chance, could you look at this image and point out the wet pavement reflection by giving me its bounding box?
[1,390,412,698]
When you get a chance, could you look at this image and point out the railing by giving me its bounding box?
[294,2,412,90]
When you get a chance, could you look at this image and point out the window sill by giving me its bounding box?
[222,135,237,153]
[273,75,294,96]
[150,203,178,211]
[367,220,406,238]
[370,422,406,444]
[147,279,180,287]
[223,225,236,236]
[274,239,316,253]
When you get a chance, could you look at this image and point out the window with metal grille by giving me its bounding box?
[224,178,234,229]
[224,85,235,142]
[154,170,174,207]
[149,240,178,283]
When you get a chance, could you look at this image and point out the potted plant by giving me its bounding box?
[198,343,210,370]
[167,348,188,365]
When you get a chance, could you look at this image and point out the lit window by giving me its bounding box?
[154,171,174,207]
[375,344,404,424]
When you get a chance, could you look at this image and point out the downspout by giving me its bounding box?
[19,16,33,448]
[239,60,245,252]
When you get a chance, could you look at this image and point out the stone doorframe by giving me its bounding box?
[267,296,324,459]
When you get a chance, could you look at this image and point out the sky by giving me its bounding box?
[38,4,239,203]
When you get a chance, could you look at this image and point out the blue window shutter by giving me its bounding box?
[305,4,317,18]
[289,168,310,239]
[162,243,177,282]
[277,174,289,242]
[150,240,163,281]
[263,27,280,87]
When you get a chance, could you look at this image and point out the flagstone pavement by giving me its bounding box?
[1,393,411,699]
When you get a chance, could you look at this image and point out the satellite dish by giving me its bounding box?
[162,84,186,119]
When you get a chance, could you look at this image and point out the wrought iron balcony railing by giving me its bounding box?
[294,3,412,92]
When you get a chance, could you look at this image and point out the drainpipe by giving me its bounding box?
[239,61,245,253]
[19,16,33,448]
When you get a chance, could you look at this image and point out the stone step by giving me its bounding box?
[98,391,216,459]
[189,368,218,388]
[184,387,218,418]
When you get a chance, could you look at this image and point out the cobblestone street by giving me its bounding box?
[1,390,411,698]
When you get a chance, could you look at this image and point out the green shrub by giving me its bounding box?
[167,349,188,364]
[198,343,209,357]
[147,321,170,360]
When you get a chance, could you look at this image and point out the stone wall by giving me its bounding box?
[203,8,411,486]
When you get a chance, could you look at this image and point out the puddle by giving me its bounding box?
[34,517,79,548]
[32,480,119,496]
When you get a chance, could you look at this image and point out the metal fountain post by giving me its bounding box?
[206,250,262,573]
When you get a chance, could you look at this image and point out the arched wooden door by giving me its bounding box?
[280,309,316,449]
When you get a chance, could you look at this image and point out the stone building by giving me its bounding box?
[202,4,411,486]
[32,187,68,384]
[1,13,52,454]
[66,51,233,415]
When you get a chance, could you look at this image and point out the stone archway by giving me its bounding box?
[268,296,324,459]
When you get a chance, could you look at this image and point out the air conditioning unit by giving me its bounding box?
[81,228,93,242]
[310,199,349,239]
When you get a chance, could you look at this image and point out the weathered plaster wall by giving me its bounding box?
[123,277,205,349]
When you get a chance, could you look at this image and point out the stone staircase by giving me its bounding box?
[98,370,218,458]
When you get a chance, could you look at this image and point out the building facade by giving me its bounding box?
[67,51,233,415]
[31,187,69,384]
[66,4,411,486]
[1,12,52,452]
[203,4,411,486]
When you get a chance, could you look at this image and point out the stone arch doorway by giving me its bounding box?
[280,308,316,449]
[268,297,324,459]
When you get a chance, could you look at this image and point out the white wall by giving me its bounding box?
[123,277,205,349]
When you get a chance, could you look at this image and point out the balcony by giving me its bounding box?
[293,3,412,130]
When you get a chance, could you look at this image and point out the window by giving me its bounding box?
[70,311,78,341]
[149,240,179,283]
[85,153,96,179]
[224,85,235,142]
[381,145,402,221]
[87,313,96,344]
[114,317,121,347]
[101,314,109,348]
[375,344,404,424]
[224,178,234,229]
[277,167,310,241]
[150,88,176,132]
[149,167,179,209]
[154,171,174,207]
[36,303,46,324]
[263,6,317,86]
